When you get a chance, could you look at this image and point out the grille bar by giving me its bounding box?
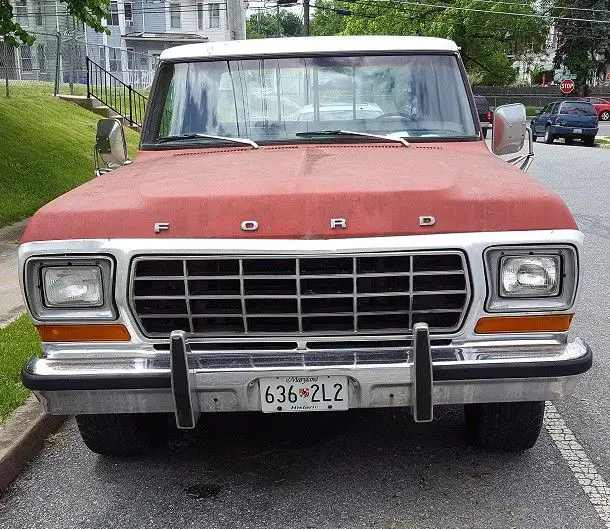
[130,252,471,338]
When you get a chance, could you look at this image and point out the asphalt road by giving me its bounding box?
[1,142,610,529]
[597,121,610,136]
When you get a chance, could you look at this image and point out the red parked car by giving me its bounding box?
[582,96,610,121]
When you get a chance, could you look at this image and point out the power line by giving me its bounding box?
[332,0,610,24]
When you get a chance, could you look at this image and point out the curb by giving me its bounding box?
[0,396,66,491]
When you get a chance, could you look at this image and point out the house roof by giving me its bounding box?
[124,32,208,43]
[160,35,459,61]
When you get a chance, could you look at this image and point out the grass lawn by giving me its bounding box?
[0,315,40,423]
[0,84,140,228]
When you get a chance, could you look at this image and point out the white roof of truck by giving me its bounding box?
[160,35,459,61]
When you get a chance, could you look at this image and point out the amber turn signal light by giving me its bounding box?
[475,315,573,334]
[36,324,131,342]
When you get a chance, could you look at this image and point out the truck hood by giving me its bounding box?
[22,142,576,242]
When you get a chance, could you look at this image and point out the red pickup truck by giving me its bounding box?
[19,36,591,456]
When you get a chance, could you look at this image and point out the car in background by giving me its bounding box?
[296,102,384,122]
[473,95,493,138]
[581,96,610,121]
[531,100,598,146]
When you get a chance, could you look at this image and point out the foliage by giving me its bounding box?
[1,0,108,45]
[310,1,347,36]
[0,84,139,227]
[530,67,555,85]
[309,0,549,85]
[552,0,610,94]
[0,315,39,423]
[247,10,304,38]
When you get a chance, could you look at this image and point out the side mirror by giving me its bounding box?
[492,103,526,156]
[95,118,128,175]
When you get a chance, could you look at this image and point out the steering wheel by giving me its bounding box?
[373,112,414,121]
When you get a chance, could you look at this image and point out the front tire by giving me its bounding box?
[464,401,545,451]
[584,136,595,147]
[600,110,610,121]
[544,127,554,144]
[76,413,172,456]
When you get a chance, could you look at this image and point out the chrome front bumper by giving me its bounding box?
[23,328,592,424]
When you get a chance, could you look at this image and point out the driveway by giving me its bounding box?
[0,220,27,326]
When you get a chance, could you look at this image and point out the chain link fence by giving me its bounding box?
[1,31,155,98]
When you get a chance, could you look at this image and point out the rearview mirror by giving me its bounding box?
[94,118,128,175]
[492,104,526,156]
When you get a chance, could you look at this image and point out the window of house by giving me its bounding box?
[127,48,135,70]
[37,44,46,72]
[124,2,133,22]
[16,0,29,27]
[209,3,220,28]
[109,47,121,72]
[20,45,33,70]
[170,3,181,28]
[197,3,204,30]
[35,1,43,25]
[109,1,120,26]
[100,47,106,69]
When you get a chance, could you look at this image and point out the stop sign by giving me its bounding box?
[560,79,575,94]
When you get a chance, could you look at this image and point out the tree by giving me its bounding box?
[247,10,304,38]
[309,0,549,85]
[1,0,108,45]
[310,1,347,36]
[552,0,610,93]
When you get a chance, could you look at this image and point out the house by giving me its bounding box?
[1,0,246,85]
[85,0,246,72]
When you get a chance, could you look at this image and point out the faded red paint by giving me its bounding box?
[22,142,576,243]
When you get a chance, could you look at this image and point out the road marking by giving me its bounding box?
[544,402,610,527]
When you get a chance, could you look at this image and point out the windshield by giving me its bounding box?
[144,54,478,147]
[560,102,597,115]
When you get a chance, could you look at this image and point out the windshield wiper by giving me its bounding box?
[157,133,258,149]
[295,130,409,147]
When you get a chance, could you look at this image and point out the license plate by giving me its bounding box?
[573,128,582,134]
[260,375,348,413]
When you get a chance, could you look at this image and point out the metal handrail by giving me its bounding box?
[86,56,148,128]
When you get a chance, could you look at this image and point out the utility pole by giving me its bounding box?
[276,2,281,37]
[303,0,309,36]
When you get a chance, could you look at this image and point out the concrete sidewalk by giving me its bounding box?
[0,219,28,327]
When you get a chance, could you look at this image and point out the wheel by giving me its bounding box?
[544,127,554,144]
[600,110,610,121]
[464,401,545,451]
[76,413,172,456]
[564,137,573,145]
[482,128,488,139]
[584,136,595,147]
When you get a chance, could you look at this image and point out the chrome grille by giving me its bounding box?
[129,252,471,337]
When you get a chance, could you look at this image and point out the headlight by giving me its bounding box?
[500,256,559,297]
[485,246,577,313]
[42,266,103,307]
[24,257,115,321]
